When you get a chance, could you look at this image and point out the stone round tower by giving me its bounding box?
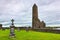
[32,4,46,29]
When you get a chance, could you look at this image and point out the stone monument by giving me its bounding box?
[17,27,20,31]
[26,27,29,32]
[9,19,15,37]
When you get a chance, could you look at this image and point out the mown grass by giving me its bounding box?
[0,29,60,40]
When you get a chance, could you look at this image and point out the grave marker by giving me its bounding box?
[17,27,20,31]
[9,19,15,37]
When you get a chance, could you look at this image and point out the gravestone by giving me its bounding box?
[26,27,29,32]
[9,19,15,37]
[17,27,20,31]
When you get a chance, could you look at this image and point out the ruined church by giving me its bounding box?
[32,4,46,29]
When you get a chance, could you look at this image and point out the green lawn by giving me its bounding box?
[0,29,60,40]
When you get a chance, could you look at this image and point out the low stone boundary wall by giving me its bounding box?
[32,28,60,33]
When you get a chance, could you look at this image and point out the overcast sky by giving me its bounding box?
[0,0,60,27]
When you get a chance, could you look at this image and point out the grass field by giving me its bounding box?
[0,29,60,40]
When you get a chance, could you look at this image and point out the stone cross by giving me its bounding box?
[11,19,14,26]
[10,19,15,37]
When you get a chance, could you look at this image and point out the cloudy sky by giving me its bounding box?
[0,0,60,27]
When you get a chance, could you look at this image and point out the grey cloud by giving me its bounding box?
[0,0,60,27]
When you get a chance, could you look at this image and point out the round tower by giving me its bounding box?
[32,4,38,29]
